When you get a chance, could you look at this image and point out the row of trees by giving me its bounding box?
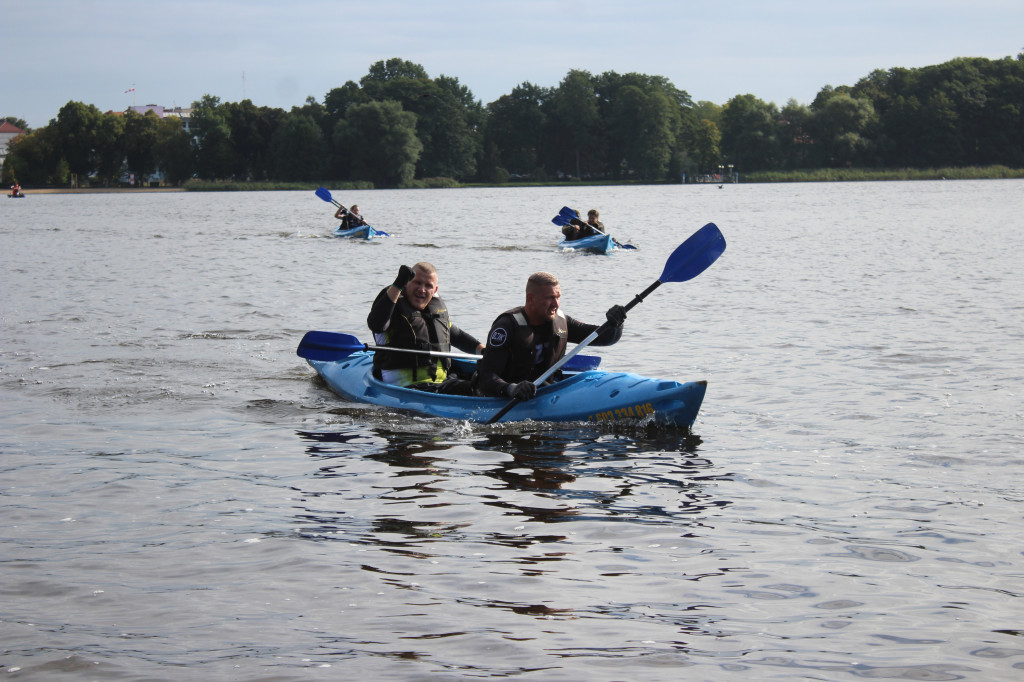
[4,54,1023,187]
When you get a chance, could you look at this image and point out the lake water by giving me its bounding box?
[2,181,1022,680]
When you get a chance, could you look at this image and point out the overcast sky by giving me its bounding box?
[2,0,1022,129]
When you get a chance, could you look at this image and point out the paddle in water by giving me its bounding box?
[315,187,389,236]
[486,221,726,424]
[297,330,602,371]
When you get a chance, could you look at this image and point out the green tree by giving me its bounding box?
[692,118,722,171]
[2,126,59,184]
[692,101,723,125]
[269,113,327,181]
[852,55,1024,168]
[720,94,782,172]
[334,100,422,186]
[421,75,481,179]
[93,113,126,186]
[154,116,194,185]
[548,70,602,178]
[123,110,161,184]
[54,101,103,186]
[778,99,813,169]
[632,88,676,179]
[483,82,549,176]
[191,95,235,180]
[353,61,480,180]
[291,96,326,132]
[919,91,961,166]
[360,58,429,97]
[222,100,287,180]
[595,71,692,180]
[809,90,877,167]
[324,81,368,134]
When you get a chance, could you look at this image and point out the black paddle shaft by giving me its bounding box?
[625,280,662,313]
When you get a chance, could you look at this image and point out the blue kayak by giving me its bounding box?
[558,232,616,254]
[305,351,706,427]
[333,224,383,239]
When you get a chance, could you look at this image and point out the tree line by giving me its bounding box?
[3,54,1023,188]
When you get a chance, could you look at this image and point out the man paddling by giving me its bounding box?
[561,208,605,241]
[335,203,366,230]
[475,271,626,400]
[367,262,484,394]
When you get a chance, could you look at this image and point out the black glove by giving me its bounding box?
[605,304,627,326]
[392,264,415,289]
[506,381,537,401]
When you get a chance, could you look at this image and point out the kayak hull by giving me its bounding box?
[306,351,706,427]
[333,224,382,239]
[558,232,616,253]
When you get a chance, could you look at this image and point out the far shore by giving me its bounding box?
[11,165,1023,195]
[21,187,186,194]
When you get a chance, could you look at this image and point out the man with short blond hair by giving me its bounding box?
[476,271,626,399]
[367,262,483,393]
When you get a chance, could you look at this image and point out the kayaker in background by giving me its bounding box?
[335,204,367,230]
[367,262,484,394]
[475,271,626,400]
[561,209,606,241]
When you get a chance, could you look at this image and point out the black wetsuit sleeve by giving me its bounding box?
[367,287,396,333]
[450,324,482,354]
[567,315,622,346]
[476,314,516,397]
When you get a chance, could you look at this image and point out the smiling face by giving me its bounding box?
[404,267,439,310]
[524,282,561,325]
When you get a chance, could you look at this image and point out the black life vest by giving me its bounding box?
[502,307,568,383]
[372,295,452,382]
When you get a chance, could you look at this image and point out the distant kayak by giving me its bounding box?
[333,224,385,239]
[557,232,617,253]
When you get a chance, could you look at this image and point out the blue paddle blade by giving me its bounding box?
[660,223,726,283]
[559,206,577,220]
[297,330,364,360]
[552,215,570,226]
[564,354,600,371]
[315,187,333,203]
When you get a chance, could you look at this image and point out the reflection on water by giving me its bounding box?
[290,425,744,668]
[297,425,727,528]
[294,424,733,586]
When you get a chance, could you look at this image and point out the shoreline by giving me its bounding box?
[12,165,1024,196]
[20,187,187,194]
